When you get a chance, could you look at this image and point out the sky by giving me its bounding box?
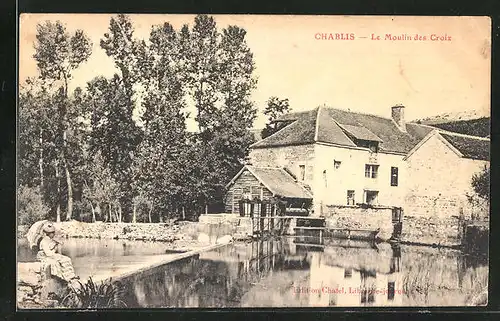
[19,14,491,130]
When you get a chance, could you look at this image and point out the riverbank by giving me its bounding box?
[18,220,218,252]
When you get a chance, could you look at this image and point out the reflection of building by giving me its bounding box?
[307,243,403,307]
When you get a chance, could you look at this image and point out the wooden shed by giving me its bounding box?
[224,165,313,214]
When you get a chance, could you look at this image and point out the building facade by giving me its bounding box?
[404,130,490,219]
[227,104,489,221]
[248,105,433,217]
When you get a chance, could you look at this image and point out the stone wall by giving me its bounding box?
[405,133,488,219]
[323,205,394,241]
[17,262,65,308]
[198,214,253,240]
[400,215,462,247]
[51,221,186,242]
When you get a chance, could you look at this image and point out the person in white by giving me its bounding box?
[36,223,79,284]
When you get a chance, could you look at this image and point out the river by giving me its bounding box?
[17,237,488,307]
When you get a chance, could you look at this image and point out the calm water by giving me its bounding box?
[17,237,488,307]
[17,238,177,282]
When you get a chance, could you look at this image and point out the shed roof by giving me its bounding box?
[227,165,313,199]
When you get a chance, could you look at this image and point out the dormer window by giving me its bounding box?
[357,140,379,153]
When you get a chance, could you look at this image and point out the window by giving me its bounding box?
[364,190,379,205]
[360,287,375,304]
[391,167,398,186]
[347,190,355,205]
[299,165,306,181]
[334,160,341,169]
[365,164,379,178]
[387,282,395,301]
[344,268,352,278]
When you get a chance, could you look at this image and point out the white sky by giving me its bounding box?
[20,14,491,130]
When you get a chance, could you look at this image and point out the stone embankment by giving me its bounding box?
[18,220,221,251]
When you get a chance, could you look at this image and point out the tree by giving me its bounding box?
[261,96,291,139]
[131,22,191,222]
[19,79,65,222]
[471,165,489,202]
[81,152,121,222]
[18,185,50,226]
[98,14,143,222]
[182,15,220,133]
[182,16,258,211]
[85,74,141,223]
[33,20,92,221]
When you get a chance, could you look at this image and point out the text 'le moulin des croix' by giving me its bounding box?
[315,33,452,41]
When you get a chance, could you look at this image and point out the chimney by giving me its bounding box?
[391,104,406,132]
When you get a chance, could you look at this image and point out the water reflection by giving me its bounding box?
[119,237,488,307]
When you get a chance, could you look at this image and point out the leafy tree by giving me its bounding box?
[182,15,258,211]
[18,185,50,226]
[98,14,143,222]
[32,20,92,221]
[261,96,291,139]
[131,22,191,222]
[19,79,64,222]
[82,152,121,222]
[182,15,220,133]
[471,165,490,202]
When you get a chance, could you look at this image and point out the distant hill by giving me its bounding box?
[413,109,489,126]
[412,110,490,138]
[429,117,490,138]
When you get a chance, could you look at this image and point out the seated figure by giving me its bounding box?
[36,223,79,284]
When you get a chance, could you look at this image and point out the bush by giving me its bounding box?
[18,185,50,226]
[61,277,127,309]
[471,165,489,202]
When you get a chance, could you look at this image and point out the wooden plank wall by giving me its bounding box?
[225,169,273,214]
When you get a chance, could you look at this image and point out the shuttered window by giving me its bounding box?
[391,167,398,186]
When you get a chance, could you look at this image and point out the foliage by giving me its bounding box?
[17,185,50,226]
[20,14,259,222]
[32,20,92,221]
[261,96,291,139]
[61,277,127,309]
[33,20,92,87]
[130,21,190,222]
[182,15,258,209]
[471,165,489,202]
[93,14,143,222]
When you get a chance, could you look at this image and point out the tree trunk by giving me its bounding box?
[117,204,122,223]
[39,129,44,188]
[182,207,185,220]
[61,129,73,221]
[132,203,137,223]
[109,203,113,223]
[205,204,208,215]
[64,155,73,221]
[90,202,96,223]
[148,204,152,223]
[55,164,61,223]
